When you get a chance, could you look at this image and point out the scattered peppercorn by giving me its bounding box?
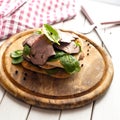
[15,70,18,75]
[23,77,26,81]
[81,64,84,67]
[87,53,89,56]
[24,72,28,76]
[87,43,90,46]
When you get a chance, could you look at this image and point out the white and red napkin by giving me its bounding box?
[0,0,76,40]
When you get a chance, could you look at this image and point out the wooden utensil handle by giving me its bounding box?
[81,6,94,25]
[101,21,120,25]
[81,5,120,25]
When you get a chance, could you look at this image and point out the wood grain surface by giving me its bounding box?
[0,29,114,109]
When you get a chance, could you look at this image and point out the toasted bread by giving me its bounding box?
[22,60,70,78]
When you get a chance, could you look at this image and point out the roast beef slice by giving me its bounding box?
[23,34,41,47]
[58,30,79,43]
[30,34,55,65]
[54,41,80,54]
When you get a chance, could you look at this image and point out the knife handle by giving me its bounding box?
[101,21,120,25]
[81,5,94,25]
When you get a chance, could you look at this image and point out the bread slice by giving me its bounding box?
[22,60,70,78]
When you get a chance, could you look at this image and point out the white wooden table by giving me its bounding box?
[0,0,120,119]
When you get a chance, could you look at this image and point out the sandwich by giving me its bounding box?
[10,24,84,78]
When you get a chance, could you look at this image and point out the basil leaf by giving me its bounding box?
[23,45,31,55]
[48,51,66,61]
[43,24,60,45]
[54,51,66,58]
[60,54,80,74]
[10,50,23,58]
[12,56,24,64]
[48,51,80,74]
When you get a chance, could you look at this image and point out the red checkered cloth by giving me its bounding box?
[0,0,77,40]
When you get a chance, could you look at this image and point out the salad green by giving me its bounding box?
[23,45,31,55]
[48,51,80,74]
[10,50,23,64]
[60,54,80,74]
[42,24,61,45]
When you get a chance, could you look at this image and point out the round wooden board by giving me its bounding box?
[0,29,114,109]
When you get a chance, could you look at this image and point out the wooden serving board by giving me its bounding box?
[0,29,114,109]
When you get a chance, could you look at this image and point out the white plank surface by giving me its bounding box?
[60,104,93,120]
[27,107,60,120]
[0,93,30,120]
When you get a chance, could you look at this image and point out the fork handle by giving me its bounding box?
[81,5,120,25]
[81,5,94,25]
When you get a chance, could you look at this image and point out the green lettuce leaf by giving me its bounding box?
[23,45,31,55]
[60,54,80,74]
[10,50,23,58]
[11,56,23,64]
[48,51,80,74]
[42,24,60,45]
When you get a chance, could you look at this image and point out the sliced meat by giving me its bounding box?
[30,34,55,65]
[23,34,41,47]
[58,30,79,43]
[54,41,80,54]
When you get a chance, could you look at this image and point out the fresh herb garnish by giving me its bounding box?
[10,45,31,64]
[10,44,31,64]
[48,51,80,74]
[23,45,31,55]
[60,54,80,74]
[10,50,23,58]
[48,51,66,62]
[54,51,66,58]
[11,56,24,64]
[42,24,60,45]
[10,50,24,64]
